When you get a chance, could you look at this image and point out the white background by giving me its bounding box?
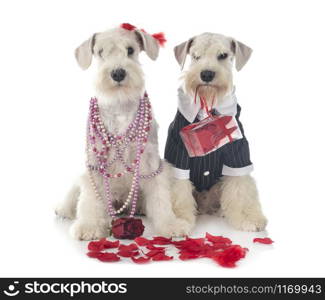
[0,0,325,277]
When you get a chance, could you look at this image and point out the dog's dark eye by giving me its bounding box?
[98,49,103,58]
[192,54,200,61]
[217,53,228,60]
[127,47,134,56]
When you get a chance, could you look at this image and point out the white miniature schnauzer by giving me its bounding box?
[55,24,195,240]
[165,32,267,231]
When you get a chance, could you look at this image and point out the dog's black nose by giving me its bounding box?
[111,68,126,82]
[200,70,215,83]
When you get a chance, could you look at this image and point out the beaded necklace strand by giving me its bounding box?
[86,94,162,218]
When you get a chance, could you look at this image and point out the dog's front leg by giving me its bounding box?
[70,173,111,240]
[171,178,197,227]
[219,175,267,231]
[142,162,193,237]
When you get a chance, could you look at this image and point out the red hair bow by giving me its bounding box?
[120,23,166,46]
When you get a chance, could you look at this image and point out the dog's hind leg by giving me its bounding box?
[55,183,80,220]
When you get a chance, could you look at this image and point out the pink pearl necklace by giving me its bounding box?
[86,94,162,218]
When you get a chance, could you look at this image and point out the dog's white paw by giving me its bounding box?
[228,212,268,232]
[155,218,193,237]
[55,203,75,220]
[70,221,109,241]
[175,211,196,228]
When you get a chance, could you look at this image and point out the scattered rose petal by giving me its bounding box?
[253,237,274,244]
[211,245,247,268]
[151,236,172,245]
[87,251,120,262]
[172,240,187,248]
[87,251,103,259]
[145,249,165,257]
[206,233,232,245]
[210,242,231,250]
[131,256,151,264]
[152,253,173,261]
[97,252,120,262]
[179,252,200,260]
[203,248,220,258]
[173,237,207,255]
[88,239,119,252]
[146,245,166,251]
[134,237,151,246]
[87,240,105,252]
[101,239,120,249]
[118,243,138,252]
[117,250,140,258]
[186,237,206,245]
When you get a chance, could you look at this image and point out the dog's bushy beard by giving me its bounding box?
[194,84,223,110]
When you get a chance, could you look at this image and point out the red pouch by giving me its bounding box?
[180,114,242,157]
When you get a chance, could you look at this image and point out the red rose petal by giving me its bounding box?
[186,236,206,245]
[151,236,172,245]
[97,252,120,262]
[179,251,200,260]
[88,239,119,252]
[203,249,219,258]
[152,253,173,261]
[206,233,232,245]
[173,237,207,255]
[146,245,166,251]
[210,242,232,250]
[131,256,151,264]
[172,240,187,248]
[117,250,140,258]
[101,239,120,249]
[87,251,120,262]
[145,249,165,257]
[87,251,103,259]
[88,241,104,252]
[118,243,138,252]
[211,245,247,268]
[253,237,274,244]
[134,237,151,246]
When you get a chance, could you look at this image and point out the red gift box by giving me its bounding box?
[180,115,242,157]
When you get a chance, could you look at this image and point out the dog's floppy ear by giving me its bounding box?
[135,30,159,60]
[174,38,194,69]
[75,33,97,70]
[231,39,253,71]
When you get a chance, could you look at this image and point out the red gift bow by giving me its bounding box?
[204,116,237,145]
